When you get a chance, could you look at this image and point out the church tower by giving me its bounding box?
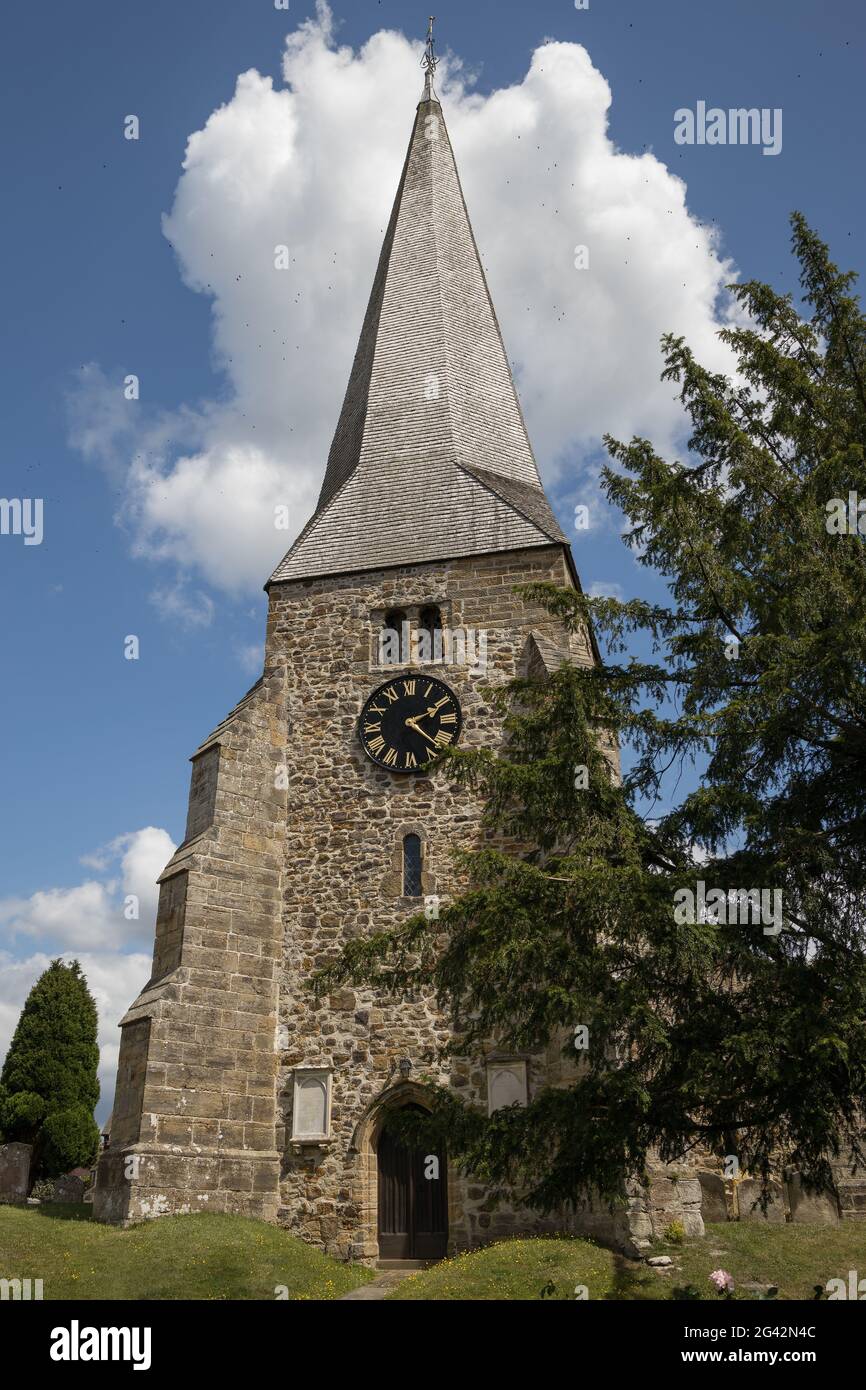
[94,41,632,1259]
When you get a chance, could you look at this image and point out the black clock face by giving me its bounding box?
[358,674,462,773]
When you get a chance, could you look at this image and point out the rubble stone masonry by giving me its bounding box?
[94,544,707,1258]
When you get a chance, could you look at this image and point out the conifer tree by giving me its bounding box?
[0,959,100,1177]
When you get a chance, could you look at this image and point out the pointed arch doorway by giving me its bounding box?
[377,1104,448,1260]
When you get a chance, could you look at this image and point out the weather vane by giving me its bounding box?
[421,15,438,100]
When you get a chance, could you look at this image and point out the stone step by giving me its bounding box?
[376,1259,435,1271]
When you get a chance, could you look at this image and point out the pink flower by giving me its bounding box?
[710,1268,735,1294]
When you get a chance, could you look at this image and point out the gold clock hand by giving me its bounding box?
[405,716,439,748]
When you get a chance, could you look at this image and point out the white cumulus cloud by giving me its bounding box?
[0,827,175,1124]
[0,827,174,952]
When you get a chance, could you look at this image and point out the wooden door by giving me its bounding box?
[377,1107,447,1260]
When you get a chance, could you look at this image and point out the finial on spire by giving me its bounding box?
[421,15,438,101]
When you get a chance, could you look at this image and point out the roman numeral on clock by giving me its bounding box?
[434,730,453,746]
[363,721,382,734]
[382,747,398,767]
[368,735,386,754]
[439,712,457,725]
[402,680,416,695]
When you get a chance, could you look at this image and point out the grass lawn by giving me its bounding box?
[0,1204,373,1301]
[5,1204,865,1300]
[672,1220,866,1300]
[388,1234,650,1301]
[387,1222,866,1301]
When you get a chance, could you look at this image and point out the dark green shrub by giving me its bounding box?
[0,1089,46,1140]
[0,960,100,1175]
[39,1107,100,1178]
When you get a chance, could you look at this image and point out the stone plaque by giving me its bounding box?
[487,1061,527,1114]
[292,1069,331,1140]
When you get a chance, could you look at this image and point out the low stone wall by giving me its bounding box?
[830,1154,866,1221]
[642,1167,705,1244]
[563,1167,706,1259]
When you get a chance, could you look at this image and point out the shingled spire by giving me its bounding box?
[268,49,568,587]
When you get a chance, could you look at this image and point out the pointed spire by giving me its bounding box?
[268,74,568,588]
[421,15,438,102]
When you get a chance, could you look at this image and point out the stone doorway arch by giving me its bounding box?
[349,1081,457,1264]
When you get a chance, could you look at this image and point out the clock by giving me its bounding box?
[358,674,462,773]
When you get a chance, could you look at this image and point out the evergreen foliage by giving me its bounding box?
[0,960,100,1177]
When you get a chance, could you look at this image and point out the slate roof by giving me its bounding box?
[268,95,569,587]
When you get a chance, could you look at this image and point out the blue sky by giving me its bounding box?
[1,0,863,1112]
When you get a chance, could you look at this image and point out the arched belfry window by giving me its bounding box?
[417,605,443,662]
[380,608,407,666]
[403,834,423,897]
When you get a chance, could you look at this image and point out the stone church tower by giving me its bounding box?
[95,70,673,1259]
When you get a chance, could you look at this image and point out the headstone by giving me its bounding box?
[737,1177,786,1222]
[786,1172,839,1225]
[697,1169,729,1222]
[52,1173,86,1203]
[0,1143,32,1201]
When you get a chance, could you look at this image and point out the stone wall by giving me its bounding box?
[108,1017,151,1150]
[91,537,705,1258]
[830,1152,866,1221]
[151,873,187,983]
[267,544,604,1261]
[93,665,288,1225]
[185,744,220,842]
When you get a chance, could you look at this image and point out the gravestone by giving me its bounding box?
[52,1173,86,1203]
[786,1172,839,1225]
[737,1177,786,1223]
[0,1143,32,1201]
[697,1169,729,1223]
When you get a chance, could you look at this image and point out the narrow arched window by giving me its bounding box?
[417,605,443,662]
[403,834,422,897]
[380,608,407,666]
